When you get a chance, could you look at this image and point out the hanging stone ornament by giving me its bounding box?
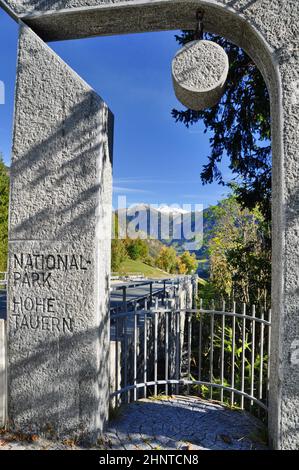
[172,13,229,111]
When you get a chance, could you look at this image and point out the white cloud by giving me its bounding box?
[114,177,203,185]
[113,186,152,194]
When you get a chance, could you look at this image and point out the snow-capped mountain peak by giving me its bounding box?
[157,205,189,215]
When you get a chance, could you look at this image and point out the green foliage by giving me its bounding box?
[197,280,218,305]
[0,154,9,272]
[111,213,128,271]
[111,237,150,271]
[173,32,271,222]
[190,310,269,416]
[155,246,198,275]
[112,214,150,269]
[125,237,149,261]
[200,195,271,311]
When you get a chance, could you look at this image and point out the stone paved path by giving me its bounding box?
[0,396,268,450]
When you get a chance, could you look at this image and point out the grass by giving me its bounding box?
[148,393,172,401]
[115,258,172,279]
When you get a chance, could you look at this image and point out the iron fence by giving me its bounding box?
[0,272,7,289]
[110,299,271,416]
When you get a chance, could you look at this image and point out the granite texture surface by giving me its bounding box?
[172,39,228,110]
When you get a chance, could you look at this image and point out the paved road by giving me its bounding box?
[110,280,171,312]
[104,396,268,450]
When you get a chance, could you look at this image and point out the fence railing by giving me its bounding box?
[110,300,271,417]
[0,272,7,289]
[110,277,185,314]
[111,273,145,280]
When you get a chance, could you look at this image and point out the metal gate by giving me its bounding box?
[110,300,271,416]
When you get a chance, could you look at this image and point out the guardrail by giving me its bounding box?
[110,277,183,314]
[110,300,271,417]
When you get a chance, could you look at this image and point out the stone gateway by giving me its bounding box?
[0,0,298,450]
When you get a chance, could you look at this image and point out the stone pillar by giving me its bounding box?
[0,320,6,427]
[7,24,113,444]
[269,47,299,450]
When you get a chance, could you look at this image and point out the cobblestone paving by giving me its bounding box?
[0,396,268,450]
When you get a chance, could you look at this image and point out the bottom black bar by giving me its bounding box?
[0,450,297,466]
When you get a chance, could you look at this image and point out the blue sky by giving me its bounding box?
[0,8,231,209]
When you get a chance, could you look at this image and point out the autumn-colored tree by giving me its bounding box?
[156,246,178,274]
[179,251,198,274]
[176,258,187,275]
